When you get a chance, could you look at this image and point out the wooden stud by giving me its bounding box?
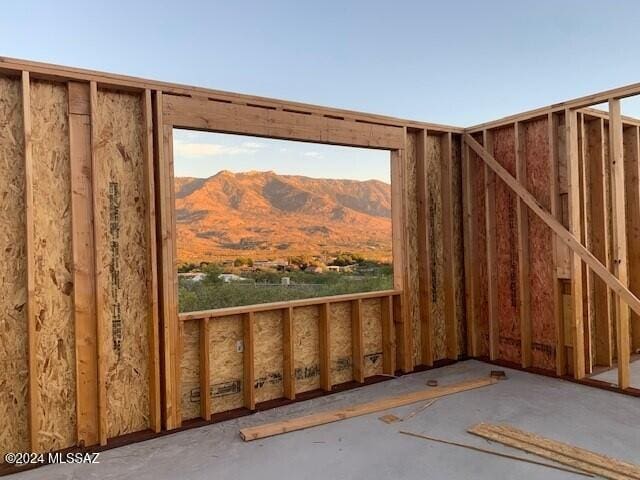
[381,295,395,375]
[351,299,364,383]
[608,99,631,389]
[68,81,99,446]
[199,318,211,420]
[282,307,295,400]
[243,312,256,410]
[461,138,478,357]
[548,113,566,376]
[483,130,499,360]
[89,81,108,445]
[142,89,161,433]
[415,129,434,366]
[22,71,39,452]
[319,303,332,391]
[515,122,532,368]
[624,125,640,352]
[587,118,613,367]
[441,132,458,360]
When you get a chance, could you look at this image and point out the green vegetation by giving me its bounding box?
[178,257,393,312]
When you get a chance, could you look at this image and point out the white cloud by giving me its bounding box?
[241,141,265,149]
[174,142,256,157]
[303,151,322,158]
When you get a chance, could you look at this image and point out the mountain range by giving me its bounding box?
[174,170,392,263]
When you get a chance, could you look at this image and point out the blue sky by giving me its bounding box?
[3,0,640,180]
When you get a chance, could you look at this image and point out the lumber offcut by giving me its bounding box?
[468,423,640,480]
[239,377,496,441]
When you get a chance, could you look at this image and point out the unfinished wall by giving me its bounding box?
[254,310,284,403]
[0,74,28,457]
[293,306,321,393]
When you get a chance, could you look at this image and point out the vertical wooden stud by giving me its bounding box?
[282,307,295,400]
[608,99,630,389]
[381,295,395,375]
[243,312,255,410]
[624,125,640,352]
[441,132,458,360]
[566,108,586,379]
[68,81,99,446]
[319,303,332,391]
[483,130,499,360]
[415,129,434,366]
[461,137,478,357]
[199,318,211,420]
[351,299,364,383]
[515,122,532,368]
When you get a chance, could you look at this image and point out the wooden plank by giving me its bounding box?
[89,81,108,445]
[461,139,478,357]
[142,89,161,433]
[199,318,210,420]
[609,99,631,389]
[587,118,613,367]
[381,295,395,375]
[282,307,295,400]
[415,129,434,366]
[441,132,458,360]
[515,123,532,368]
[243,312,255,410]
[68,80,99,446]
[239,377,497,441]
[469,423,640,480]
[464,132,640,333]
[351,299,364,383]
[179,289,400,321]
[483,130,499,360]
[624,125,640,351]
[548,113,566,376]
[22,71,39,452]
[163,94,404,150]
[318,303,332,391]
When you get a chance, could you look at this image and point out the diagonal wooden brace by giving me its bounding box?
[464,133,640,318]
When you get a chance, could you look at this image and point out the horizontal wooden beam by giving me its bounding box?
[163,95,405,149]
[179,290,401,321]
[464,133,640,319]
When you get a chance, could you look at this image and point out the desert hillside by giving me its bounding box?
[174,170,392,263]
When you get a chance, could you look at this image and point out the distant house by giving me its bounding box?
[307,266,324,274]
[178,272,206,282]
[218,273,248,283]
[327,264,356,273]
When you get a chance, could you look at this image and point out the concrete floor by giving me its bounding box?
[14,360,640,480]
[589,356,640,388]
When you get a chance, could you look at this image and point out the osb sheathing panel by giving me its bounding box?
[362,298,383,377]
[470,133,489,356]
[426,134,446,360]
[31,80,76,452]
[180,320,200,421]
[209,315,243,414]
[492,126,521,364]
[293,306,320,393]
[0,74,29,456]
[404,131,421,365]
[95,90,150,438]
[523,118,556,371]
[451,135,466,356]
[254,310,284,403]
[330,302,352,385]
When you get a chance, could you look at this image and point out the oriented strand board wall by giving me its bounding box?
[31,80,76,451]
[180,320,200,420]
[0,74,29,457]
[470,134,490,356]
[293,306,320,393]
[94,90,151,438]
[362,299,383,377]
[426,134,446,359]
[492,126,521,363]
[523,118,556,371]
[210,315,243,414]
[254,310,284,403]
[451,136,467,356]
[330,302,353,385]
